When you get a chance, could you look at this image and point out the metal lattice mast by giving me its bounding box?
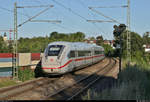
[12,3,60,80]
[127,0,131,64]
[13,2,18,80]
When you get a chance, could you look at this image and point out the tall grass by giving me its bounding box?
[0,79,17,88]
[18,67,35,82]
[82,60,150,100]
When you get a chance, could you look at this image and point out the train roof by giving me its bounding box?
[48,41,104,51]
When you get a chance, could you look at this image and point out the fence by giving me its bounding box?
[0,53,42,77]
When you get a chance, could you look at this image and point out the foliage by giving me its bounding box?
[96,36,103,46]
[17,32,85,53]
[102,44,114,57]
[0,36,13,53]
[143,32,150,45]
[113,30,145,59]
[18,67,35,82]
[82,65,150,100]
[0,79,17,88]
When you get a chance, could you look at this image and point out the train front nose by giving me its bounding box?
[41,44,65,74]
[42,56,61,73]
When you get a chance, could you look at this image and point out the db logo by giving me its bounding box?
[50,59,54,62]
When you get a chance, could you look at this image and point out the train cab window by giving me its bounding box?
[68,51,76,58]
[48,45,64,56]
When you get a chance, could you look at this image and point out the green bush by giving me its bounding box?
[82,65,150,100]
[18,67,35,82]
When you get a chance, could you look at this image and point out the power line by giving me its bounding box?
[52,0,87,20]
[76,0,112,39]
[0,6,30,18]
[53,24,76,32]
[88,10,113,40]
[51,0,112,39]
[89,7,120,24]
[51,0,98,34]
[18,6,53,27]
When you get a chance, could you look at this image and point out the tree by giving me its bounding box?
[50,32,59,39]
[96,35,103,46]
[102,44,114,57]
[17,32,86,53]
[143,32,150,45]
[89,37,95,40]
[121,31,144,59]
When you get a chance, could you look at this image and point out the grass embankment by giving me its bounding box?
[0,67,35,88]
[0,78,18,88]
[82,60,150,100]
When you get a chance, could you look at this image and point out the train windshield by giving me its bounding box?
[48,45,64,56]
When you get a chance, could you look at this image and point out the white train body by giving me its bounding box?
[41,41,105,75]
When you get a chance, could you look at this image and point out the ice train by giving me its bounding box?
[41,41,105,75]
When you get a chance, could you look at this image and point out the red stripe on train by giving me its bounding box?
[42,60,73,69]
[42,54,104,69]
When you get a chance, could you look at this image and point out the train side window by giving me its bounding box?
[94,51,98,55]
[68,51,75,58]
[78,51,91,57]
[78,51,85,57]
[94,51,101,55]
[84,51,91,56]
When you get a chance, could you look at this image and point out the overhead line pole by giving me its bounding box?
[13,2,18,80]
[30,20,61,23]
[12,3,60,80]
[127,0,131,66]
[90,5,128,8]
[0,6,30,18]
[87,20,115,23]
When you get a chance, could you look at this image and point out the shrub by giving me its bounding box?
[82,65,150,100]
[18,67,35,82]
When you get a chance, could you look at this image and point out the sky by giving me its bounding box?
[0,0,149,40]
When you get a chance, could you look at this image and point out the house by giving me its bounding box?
[84,39,96,44]
[103,40,115,49]
[143,44,150,52]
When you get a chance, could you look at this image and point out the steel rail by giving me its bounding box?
[0,58,106,100]
[0,77,44,93]
[68,58,117,100]
[0,58,111,100]
[45,58,116,100]
[0,77,57,100]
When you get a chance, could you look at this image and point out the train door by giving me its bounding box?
[75,50,86,69]
[92,48,95,64]
[85,50,91,65]
[67,50,76,72]
[74,50,78,68]
[89,50,93,65]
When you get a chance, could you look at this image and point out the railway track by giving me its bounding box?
[44,58,117,100]
[0,77,58,100]
[0,58,117,100]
